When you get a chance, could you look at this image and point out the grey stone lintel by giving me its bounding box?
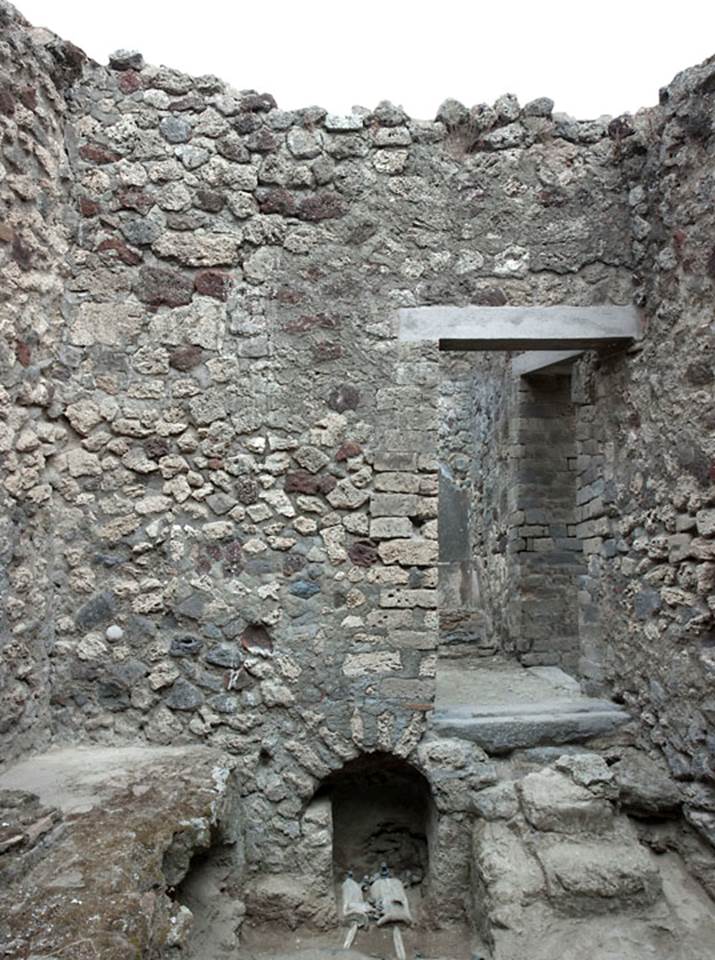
[397,304,641,351]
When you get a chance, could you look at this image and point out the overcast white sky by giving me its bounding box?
[17,0,715,120]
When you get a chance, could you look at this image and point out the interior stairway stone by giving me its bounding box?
[432,658,631,753]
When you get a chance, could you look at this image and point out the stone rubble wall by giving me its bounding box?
[570,57,715,822]
[0,1,84,759]
[0,0,633,771]
[0,0,713,872]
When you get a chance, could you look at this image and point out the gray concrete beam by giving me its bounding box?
[397,305,641,350]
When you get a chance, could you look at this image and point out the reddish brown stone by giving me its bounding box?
[537,188,567,208]
[312,341,343,362]
[207,458,223,470]
[0,224,13,243]
[135,266,194,307]
[79,197,99,217]
[169,344,204,371]
[240,93,276,113]
[0,84,15,116]
[79,143,120,164]
[283,313,338,334]
[274,287,303,304]
[15,340,31,367]
[118,71,142,94]
[223,540,244,576]
[169,93,204,112]
[232,113,259,135]
[257,188,296,216]
[194,270,231,301]
[608,115,635,140]
[217,137,249,162]
[298,191,348,222]
[241,624,273,653]
[19,86,37,110]
[336,441,362,461]
[348,540,378,567]
[116,187,154,215]
[316,475,337,494]
[97,238,142,266]
[247,128,278,153]
[285,471,319,494]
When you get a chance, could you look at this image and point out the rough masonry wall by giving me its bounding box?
[0,3,83,760]
[574,59,715,807]
[10,0,707,880]
[23,28,632,776]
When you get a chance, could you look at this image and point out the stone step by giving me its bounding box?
[432,704,630,753]
[433,659,631,754]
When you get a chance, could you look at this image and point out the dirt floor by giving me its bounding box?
[235,923,483,960]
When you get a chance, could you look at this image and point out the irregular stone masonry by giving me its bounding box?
[0,0,713,894]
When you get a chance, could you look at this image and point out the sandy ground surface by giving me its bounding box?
[236,924,482,960]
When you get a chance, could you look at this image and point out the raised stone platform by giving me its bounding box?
[432,658,631,753]
[0,745,239,960]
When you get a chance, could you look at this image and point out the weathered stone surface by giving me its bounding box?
[370,493,419,517]
[109,49,144,71]
[473,819,545,928]
[135,265,194,306]
[164,678,204,710]
[369,517,413,539]
[612,751,682,815]
[536,837,661,910]
[153,232,241,266]
[326,479,370,510]
[0,747,238,960]
[518,768,614,834]
[378,538,437,566]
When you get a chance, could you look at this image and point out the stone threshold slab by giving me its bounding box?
[432,706,631,754]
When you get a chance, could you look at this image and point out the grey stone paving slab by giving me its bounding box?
[432,658,630,753]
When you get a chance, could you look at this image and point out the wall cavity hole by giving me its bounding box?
[315,752,432,888]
